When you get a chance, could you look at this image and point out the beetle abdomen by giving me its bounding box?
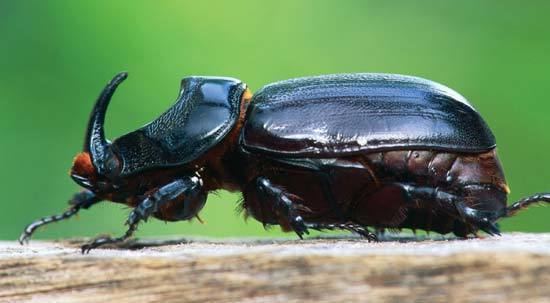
[352,148,508,233]
[241,148,508,236]
[242,73,496,157]
[364,149,508,192]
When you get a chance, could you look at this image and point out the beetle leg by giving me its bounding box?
[265,158,348,219]
[306,222,378,242]
[255,177,311,239]
[499,193,550,218]
[375,228,387,239]
[397,184,501,236]
[254,177,378,240]
[81,176,203,253]
[19,190,100,244]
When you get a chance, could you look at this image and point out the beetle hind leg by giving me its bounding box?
[397,183,502,236]
[453,200,502,236]
[500,193,550,218]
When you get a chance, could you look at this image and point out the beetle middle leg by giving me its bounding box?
[81,175,203,253]
[253,177,310,238]
[253,177,376,240]
[306,222,378,241]
[19,190,100,244]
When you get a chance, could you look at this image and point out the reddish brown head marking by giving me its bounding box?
[71,152,96,180]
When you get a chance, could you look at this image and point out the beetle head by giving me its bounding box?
[70,72,126,192]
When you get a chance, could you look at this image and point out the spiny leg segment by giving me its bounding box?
[306,222,378,241]
[19,190,99,244]
[255,176,377,240]
[397,183,502,236]
[500,193,550,218]
[81,176,202,253]
[255,176,310,238]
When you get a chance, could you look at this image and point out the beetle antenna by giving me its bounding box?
[500,193,550,218]
[84,72,128,174]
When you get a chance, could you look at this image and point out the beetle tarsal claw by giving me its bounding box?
[291,216,309,239]
[80,227,137,254]
[478,220,501,236]
[18,234,29,245]
[81,235,128,254]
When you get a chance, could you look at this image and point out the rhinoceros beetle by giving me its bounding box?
[20,72,550,253]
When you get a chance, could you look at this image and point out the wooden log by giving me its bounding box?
[1,233,549,303]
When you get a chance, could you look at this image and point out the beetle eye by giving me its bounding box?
[103,150,122,177]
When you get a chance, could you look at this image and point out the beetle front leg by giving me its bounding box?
[81,175,203,253]
[19,190,100,244]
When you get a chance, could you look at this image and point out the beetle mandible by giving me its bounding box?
[20,72,550,253]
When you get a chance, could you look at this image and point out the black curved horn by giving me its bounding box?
[84,72,128,174]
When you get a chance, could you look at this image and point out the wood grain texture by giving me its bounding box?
[1,233,549,303]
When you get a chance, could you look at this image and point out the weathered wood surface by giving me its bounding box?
[1,233,549,303]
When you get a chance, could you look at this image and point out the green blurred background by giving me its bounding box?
[1,1,549,240]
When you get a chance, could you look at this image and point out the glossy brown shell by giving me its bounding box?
[242,73,496,157]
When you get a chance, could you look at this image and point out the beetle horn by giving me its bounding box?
[84,72,128,173]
